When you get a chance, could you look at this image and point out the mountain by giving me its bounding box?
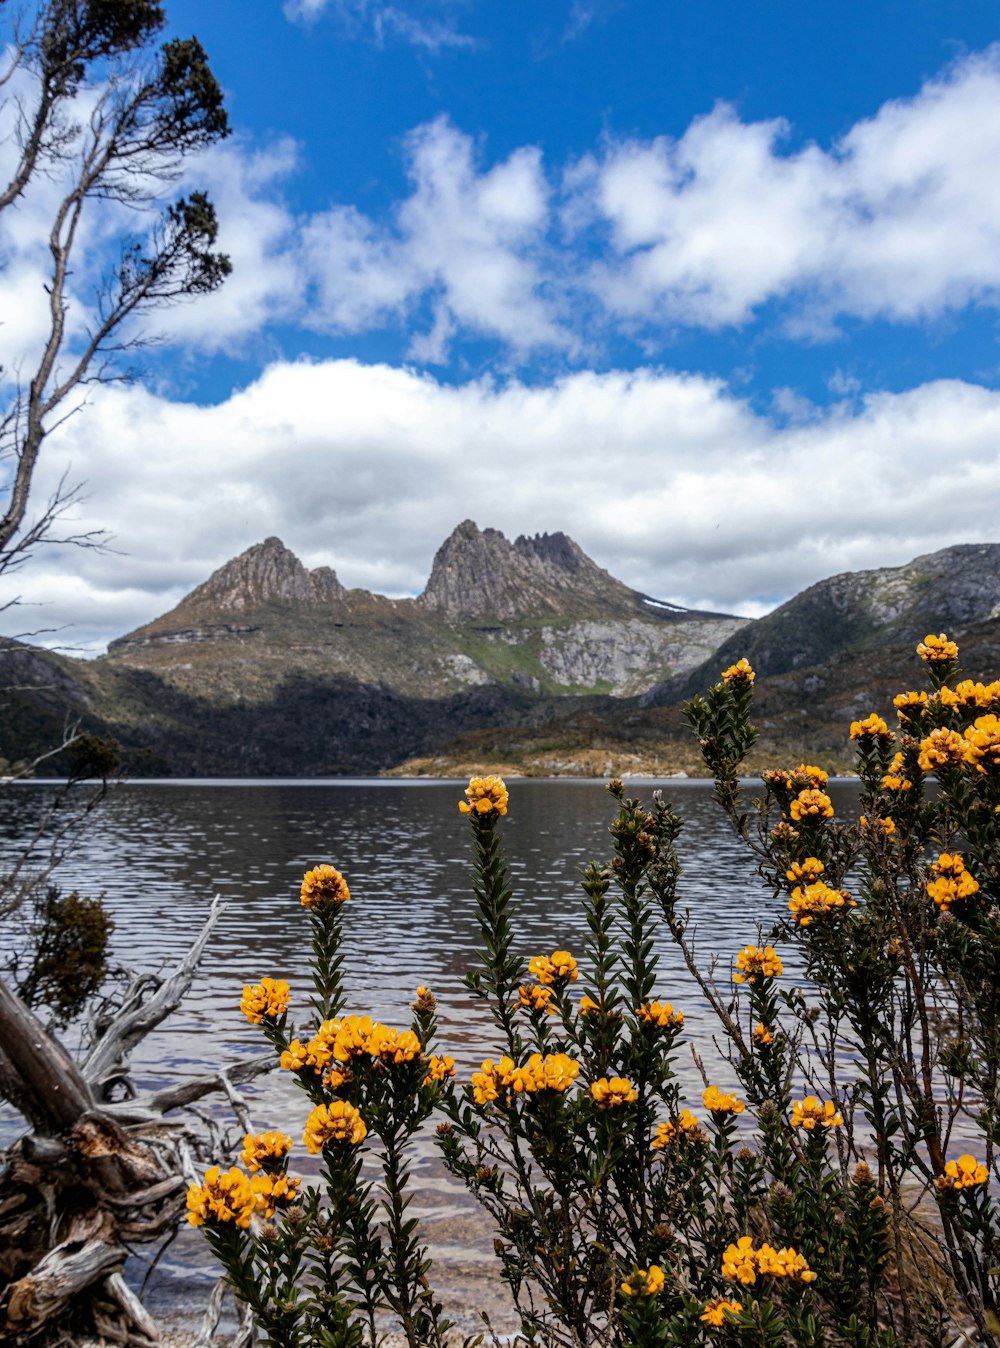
[0,523,747,776]
[4,529,998,779]
[643,543,1000,707]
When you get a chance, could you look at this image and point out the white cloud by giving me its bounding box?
[8,360,1000,653]
[575,46,1000,332]
[283,0,476,51]
[303,118,568,359]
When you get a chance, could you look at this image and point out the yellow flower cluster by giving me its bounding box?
[240,977,290,1025]
[280,1014,422,1077]
[471,1052,580,1103]
[636,1000,684,1027]
[881,751,913,791]
[788,880,853,926]
[733,944,783,985]
[917,632,958,663]
[458,775,508,817]
[239,1130,293,1173]
[518,983,555,1014]
[786,857,825,884]
[936,1154,989,1192]
[964,713,1000,774]
[186,1165,299,1228]
[721,658,755,684]
[579,993,600,1016]
[703,1086,745,1114]
[752,1023,773,1046]
[939,680,1000,711]
[790,1095,843,1129]
[528,950,578,984]
[303,1100,367,1152]
[700,1299,742,1327]
[721,1236,817,1285]
[423,1054,456,1084]
[620,1265,665,1296]
[790,788,834,821]
[849,713,891,740]
[859,813,896,836]
[927,853,979,912]
[299,864,350,908]
[590,1076,638,1108]
[651,1109,699,1148]
[917,727,966,774]
[893,689,929,724]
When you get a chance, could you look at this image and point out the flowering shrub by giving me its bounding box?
[190,634,1000,1348]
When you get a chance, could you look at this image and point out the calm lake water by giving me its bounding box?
[0,776,863,1327]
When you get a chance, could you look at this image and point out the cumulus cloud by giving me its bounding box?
[8,360,1000,653]
[10,46,1000,369]
[574,46,1000,332]
[303,117,568,359]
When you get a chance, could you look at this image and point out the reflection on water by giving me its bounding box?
[0,776,862,1324]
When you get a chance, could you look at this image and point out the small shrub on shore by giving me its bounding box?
[190,640,999,1347]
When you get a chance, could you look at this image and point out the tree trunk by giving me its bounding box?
[0,898,272,1345]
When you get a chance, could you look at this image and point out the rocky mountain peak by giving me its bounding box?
[417,520,638,620]
[189,537,345,612]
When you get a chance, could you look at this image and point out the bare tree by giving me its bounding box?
[0,6,242,1341]
[0,0,231,571]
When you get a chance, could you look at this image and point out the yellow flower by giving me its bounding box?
[703,1085,745,1114]
[849,713,891,740]
[331,1014,375,1061]
[786,856,825,884]
[790,788,834,821]
[963,713,1000,774]
[752,1023,773,1046]
[424,1054,456,1084]
[240,977,290,1025]
[303,1100,367,1152]
[721,658,755,684]
[788,880,853,926]
[299,864,350,908]
[472,1059,503,1104]
[458,775,508,817]
[579,993,600,1016]
[186,1166,259,1229]
[251,1171,302,1217]
[620,1265,665,1296]
[881,749,913,791]
[722,1237,815,1284]
[859,814,896,836]
[790,1095,843,1129]
[279,1039,309,1072]
[240,1131,293,1173]
[940,680,997,711]
[733,944,783,985]
[519,983,555,1014]
[918,727,966,774]
[917,633,958,663]
[701,1299,742,1327]
[651,1110,699,1148]
[524,1052,580,1093]
[367,1024,422,1064]
[791,763,828,789]
[936,1154,989,1192]
[590,1076,638,1108]
[927,852,979,912]
[894,689,929,724]
[528,950,578,984]
[636,1000,684,1027]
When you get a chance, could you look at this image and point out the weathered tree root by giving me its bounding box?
[0,897,273,1345]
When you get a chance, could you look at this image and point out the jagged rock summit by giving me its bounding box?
[185,536,346,612]
[417,520,644,620]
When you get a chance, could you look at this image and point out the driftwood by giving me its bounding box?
[0,897,274,1345]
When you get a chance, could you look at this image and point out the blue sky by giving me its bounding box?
[4,0,1000,650]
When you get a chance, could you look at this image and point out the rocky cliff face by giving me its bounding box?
[648,542,1000,705]
[417,520,645,620]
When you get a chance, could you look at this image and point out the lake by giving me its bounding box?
[0,776,862,1330]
